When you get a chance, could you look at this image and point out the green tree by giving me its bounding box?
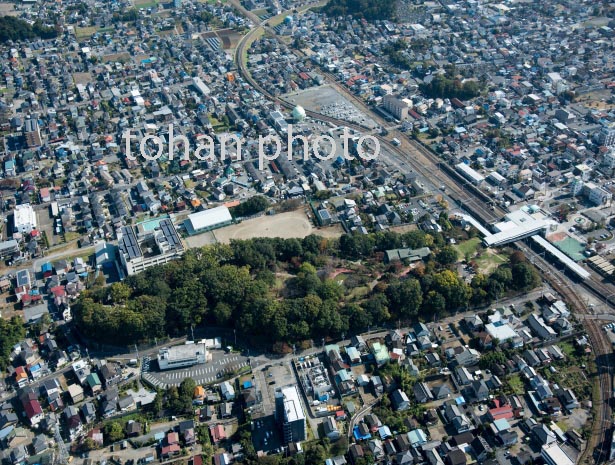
[105,422,125,443]
[230,196,269,218]
[108,282,131,304]
[432,269,471,311]
[436,246,458,266]
[0,317,26,369]
[479,351,506,370]
[386,278,423,320]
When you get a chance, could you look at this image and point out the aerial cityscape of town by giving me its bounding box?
[1,0,615,464]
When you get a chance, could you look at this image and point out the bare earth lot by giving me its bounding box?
[185,210,343,248]
[215,210,313,242]
[0,3,19,15]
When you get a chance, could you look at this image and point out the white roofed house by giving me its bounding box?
[13,204,37,235]
[220,381,235,401]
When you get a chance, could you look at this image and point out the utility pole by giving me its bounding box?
[134,344,139,360]
[191,325,195,342]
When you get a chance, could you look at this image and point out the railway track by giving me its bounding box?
[233,13,615,462]
[235,22,502,224]
[518,241,613,464]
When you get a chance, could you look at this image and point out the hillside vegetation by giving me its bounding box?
[74,230,540,350]
[0,16,58,43]
[321,0,397,21]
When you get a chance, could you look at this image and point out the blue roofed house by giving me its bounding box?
[346,346,361,365]
[408,429,427,448]
[0,425,15,449]
[4,159,16,177]
[378,425,392,439]
[491,418,518,446]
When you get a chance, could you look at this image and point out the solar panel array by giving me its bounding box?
[119,226,142,259]
[159,219,183,251]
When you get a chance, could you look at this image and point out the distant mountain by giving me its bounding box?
[320,0,398,21]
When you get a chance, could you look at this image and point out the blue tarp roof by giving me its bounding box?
[353,426,371,441]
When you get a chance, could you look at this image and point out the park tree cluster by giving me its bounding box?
[321,0,397,21]
[0,16,58,43]
[73,232,540,351]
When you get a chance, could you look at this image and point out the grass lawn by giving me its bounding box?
[75,26,98,39]
[556,420,568,432]
[134,0,158,8]
[347,286,370,300]
[559,341,577,359]
[475,250,508,274]
[64,232,81,242]
[506,374,524,395]
[454,237,481,259]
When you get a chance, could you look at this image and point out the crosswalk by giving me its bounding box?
[142,355,247,389]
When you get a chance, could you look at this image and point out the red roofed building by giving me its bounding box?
[488,405,514,422]
[161,444,181,459]
[14,366,29,387]
[23,399,44,426]
[210,424,226,444]
[50,286,66,297]
[166,432,179,445]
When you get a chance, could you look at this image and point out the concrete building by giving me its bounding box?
[184,206,233,235]
[118,218,184,275]
[584,182,612,206]
[275,385,306,444]
[13,204,37,234]
[382,95,413,120]
[541,442,574,465]
[157,343,207,371]
[596,125,615,147]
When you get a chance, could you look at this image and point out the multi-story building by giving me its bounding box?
[382,95,413,120]
[275,385,306,444]
[583,182,612,206]
[596,125,615,147]
[118,218,184,275]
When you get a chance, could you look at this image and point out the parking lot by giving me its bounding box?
[141,351,249,388]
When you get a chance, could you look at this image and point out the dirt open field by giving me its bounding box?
[215,210,314,242]
[0,3,19,15]
[184,210,343,248]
